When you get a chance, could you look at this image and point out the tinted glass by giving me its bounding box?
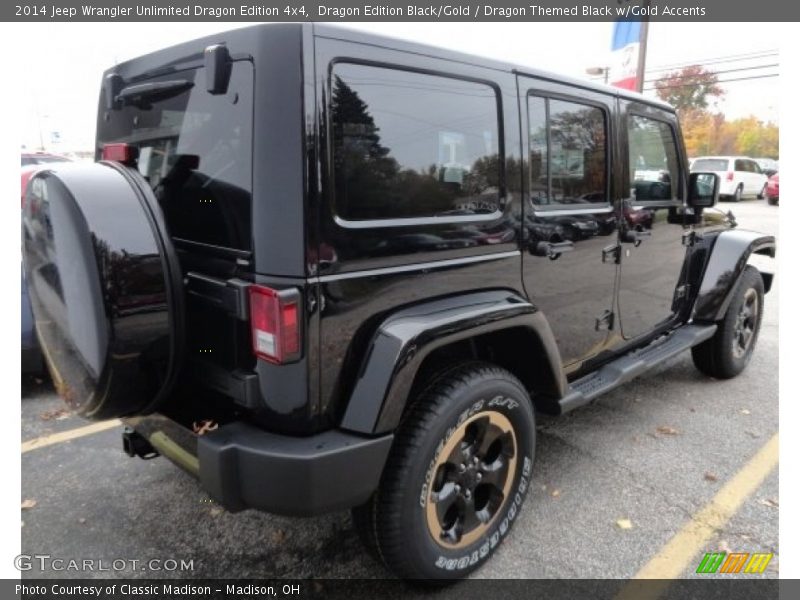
[528,96,548,204]
[331,63,501,221]
[97,62,253,251]
[734,159,746,172]
[628,116,681,201]
[692,158,729,172]
[527,96,607,206]
[749,161,761,174]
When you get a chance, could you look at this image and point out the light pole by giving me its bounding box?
[585,66,610,84]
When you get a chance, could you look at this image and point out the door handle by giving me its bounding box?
[602,244,620,264]
[621,229,652,247]
[532,240,574,260]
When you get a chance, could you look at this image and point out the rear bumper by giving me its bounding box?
[123,415,393,516]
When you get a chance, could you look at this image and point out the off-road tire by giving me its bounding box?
[358,362,536,580]
[692,265,764,379]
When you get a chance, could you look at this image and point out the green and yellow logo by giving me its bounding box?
[696,552,773,574]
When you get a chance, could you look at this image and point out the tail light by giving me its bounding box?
[726,171,734,182]
[249,285,301,364]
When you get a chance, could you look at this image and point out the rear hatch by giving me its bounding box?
[95,60,257,421]
[22,53,260,423]
[24,26,314,432]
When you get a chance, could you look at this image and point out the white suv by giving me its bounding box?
[690,156,768,202]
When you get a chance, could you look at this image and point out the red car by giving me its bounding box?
[21,154,71,206]
[766,173,779,206]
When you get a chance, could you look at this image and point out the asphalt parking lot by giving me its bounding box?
[20,199,778,584]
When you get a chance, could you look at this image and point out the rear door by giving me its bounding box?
[747,159,766,195]
[617,100,689,341]
[518,76,620,370]
[96,61,257,380]
[734,158,750,194]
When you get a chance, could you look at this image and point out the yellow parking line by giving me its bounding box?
[22,420,122,454]
[616,433,778,600]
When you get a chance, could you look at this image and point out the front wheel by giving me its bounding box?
[357,362,536,580]
[692,266,764,379]
[732,184,743,202]
[757,184,767,200]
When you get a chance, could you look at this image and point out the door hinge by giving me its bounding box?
[595,309,615,331]
[682,231,701,247]
[602,244,621,264]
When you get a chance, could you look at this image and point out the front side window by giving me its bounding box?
[527,95,607,207]
[331,63,501,221]
[627,115,682,201]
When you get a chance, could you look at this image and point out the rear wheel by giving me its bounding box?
[357,362,536,580]
[692,266,764,379]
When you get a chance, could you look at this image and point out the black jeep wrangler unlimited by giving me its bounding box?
[22,24,774,580]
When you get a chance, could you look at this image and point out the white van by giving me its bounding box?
[691,156,768,201]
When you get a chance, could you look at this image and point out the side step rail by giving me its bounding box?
[558,324,717,414]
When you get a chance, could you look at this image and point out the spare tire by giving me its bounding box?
[22,161,184,420]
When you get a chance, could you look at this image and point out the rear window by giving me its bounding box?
[97,62,253,251]
[693,159,729,172]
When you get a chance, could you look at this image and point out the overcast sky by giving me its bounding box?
[11,21,778,152]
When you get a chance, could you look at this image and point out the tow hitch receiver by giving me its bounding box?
[122,426,159,459]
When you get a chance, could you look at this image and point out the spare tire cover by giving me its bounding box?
[22,161,183,419]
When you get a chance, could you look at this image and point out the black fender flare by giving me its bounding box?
[693,229,775,322]
[339,290,565,435]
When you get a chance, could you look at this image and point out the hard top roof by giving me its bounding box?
[107,23,674,113]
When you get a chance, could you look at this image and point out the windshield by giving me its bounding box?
[692,159,729,172]
[97,62,253,251]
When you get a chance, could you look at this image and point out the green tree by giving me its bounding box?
[654,65,725,113]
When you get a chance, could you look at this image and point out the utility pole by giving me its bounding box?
[636,1,651,93]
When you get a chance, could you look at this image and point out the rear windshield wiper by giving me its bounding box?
[115,80,194,109]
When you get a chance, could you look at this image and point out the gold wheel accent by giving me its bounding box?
[424,410,517,549]
[733,287,759,359]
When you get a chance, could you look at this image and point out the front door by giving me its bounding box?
[617,101,689,340]
[519,78,620,370]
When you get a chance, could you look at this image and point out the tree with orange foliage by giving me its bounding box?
[654,65,778,159]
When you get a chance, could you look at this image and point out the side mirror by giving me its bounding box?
[688,172,719,208]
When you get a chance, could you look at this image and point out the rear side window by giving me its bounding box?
[527,95,608,207]
[97,62,253,251]
[330,63,501,221]
[693,158,729,172]
[734,159,746,172]
[627,115,682,201]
